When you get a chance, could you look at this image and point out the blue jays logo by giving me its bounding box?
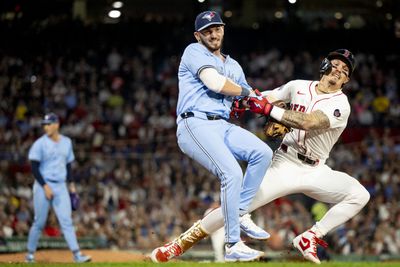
[202,11,216,21]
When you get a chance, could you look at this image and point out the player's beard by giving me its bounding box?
[326,71,343,88]
[200,35,223,52]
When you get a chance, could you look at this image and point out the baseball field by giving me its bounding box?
[1,262,400,267]
[0,250,399,267]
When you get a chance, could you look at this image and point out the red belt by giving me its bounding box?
[280,144,319,166]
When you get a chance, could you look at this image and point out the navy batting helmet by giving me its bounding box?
[320,49,356,77]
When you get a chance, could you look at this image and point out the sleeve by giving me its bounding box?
[182,44,216,77]
[67,138,75,163]
[316,97,350,128]
[66,162,73,183]
[28,140,42,161]
[236,66,251,89]
[261,80,295,102]
[31,161,46,186]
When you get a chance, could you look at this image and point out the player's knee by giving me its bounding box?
[33,219,46,230]
[357,187,370,207]
[230,165,244,180]
[255,145,273,162]
[351,185,370,208]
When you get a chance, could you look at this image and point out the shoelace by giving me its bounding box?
[233,241,258,254]
[163,242,182,258]
[309,231,328,255]
[241,214,259,229]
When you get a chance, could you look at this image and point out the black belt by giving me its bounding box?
[180,112,223,120]
[280,144,319,166]
[46,179,64,183]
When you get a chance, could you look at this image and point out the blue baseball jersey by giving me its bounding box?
[28,134,74,183]
[177,43,251,119]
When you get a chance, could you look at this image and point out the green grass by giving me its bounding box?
[2,262,400,267]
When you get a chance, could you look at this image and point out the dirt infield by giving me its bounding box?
[0,249,149,263]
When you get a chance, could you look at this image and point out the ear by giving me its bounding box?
[194,32,201,42]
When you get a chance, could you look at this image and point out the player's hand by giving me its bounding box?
[230,98,247,119]
[247,96,273,116]
[251,89,262,97]
[43,184,54,200]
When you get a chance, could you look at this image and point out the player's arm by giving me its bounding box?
[31,160,53,199]
[66,160,80,210]
[199,68,256,96]
[247,98,330,130]
[66,162,76,193]
[280,110,330,130]
[31,160,46,186]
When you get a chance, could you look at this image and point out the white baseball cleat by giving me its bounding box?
[73,253,92,263]
[25,253,35,263]
[224,240,264,262]
[150,241,183,262]
[292,229,328,264]
[240,213,271,240]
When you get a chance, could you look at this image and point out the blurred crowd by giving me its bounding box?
[0,18,399,258]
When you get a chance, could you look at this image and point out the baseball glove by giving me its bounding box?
[264,100,290,139]
[264,119,290,138]
[70,192,80,211]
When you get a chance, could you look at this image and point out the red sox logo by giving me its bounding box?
[290,103,306,112]
[202,11,216,21]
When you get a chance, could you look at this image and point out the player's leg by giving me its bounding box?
[293,166,370,264]
[52,183,91,263]
[202,151,303,233]
[303,167,370,236]
[210,226,225,262]
[152,119,261,262]
[225,124,273,240]
[26,182,51,261]
[177,119,247,243]
[226,124,273,213]
[151,151,302,262]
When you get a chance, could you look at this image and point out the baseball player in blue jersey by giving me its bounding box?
[25,113,91,263]
[151,11,273,262]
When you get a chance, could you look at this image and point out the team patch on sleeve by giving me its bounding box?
[333,109,341,117]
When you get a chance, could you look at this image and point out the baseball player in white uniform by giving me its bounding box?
[151,49,370,264]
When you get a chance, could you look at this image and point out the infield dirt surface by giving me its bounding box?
[0,249,148,263]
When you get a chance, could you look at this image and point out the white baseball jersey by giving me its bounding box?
[199,81,369,241]
[262,79,350,161]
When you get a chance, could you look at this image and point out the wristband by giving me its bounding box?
[270,106,285,121]
[240,87,252,96]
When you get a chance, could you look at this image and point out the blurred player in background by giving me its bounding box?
[151,10,273,262]
[25,113,91,263]
[151,49,370,264]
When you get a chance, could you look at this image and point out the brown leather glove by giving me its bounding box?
[264,100,290,138]
[264,119,290,138]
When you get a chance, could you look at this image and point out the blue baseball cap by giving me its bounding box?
[195,11,225,32]
[41,112,59,125]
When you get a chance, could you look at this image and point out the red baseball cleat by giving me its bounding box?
[292,229,328,264]
[150,241,183,262]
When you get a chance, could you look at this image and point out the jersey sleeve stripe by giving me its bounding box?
[197,65,216,77]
